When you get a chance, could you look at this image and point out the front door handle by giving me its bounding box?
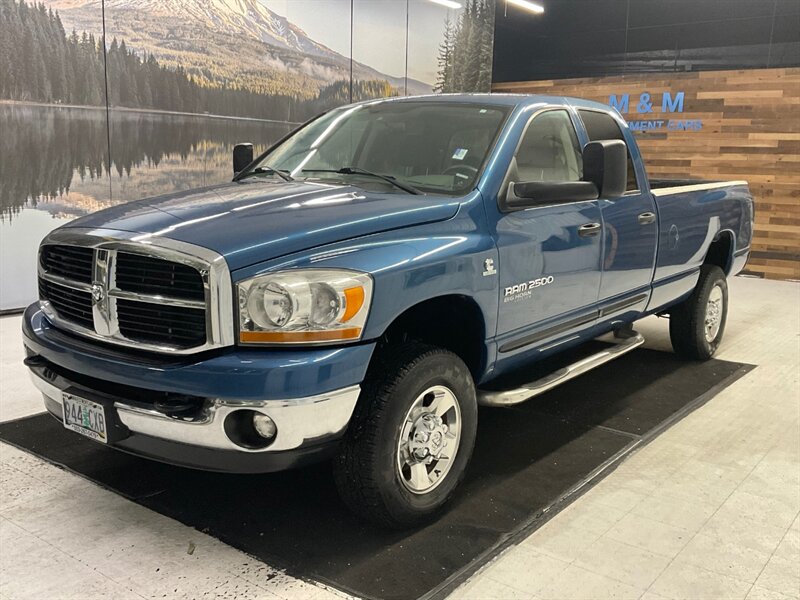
[638,212,657,225]
[578,222,602,237]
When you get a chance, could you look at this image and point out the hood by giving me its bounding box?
[64,180,461,270]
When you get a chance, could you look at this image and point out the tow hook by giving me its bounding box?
[23,355,47,368]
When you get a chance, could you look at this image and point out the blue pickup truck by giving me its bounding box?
[23,94,753,527]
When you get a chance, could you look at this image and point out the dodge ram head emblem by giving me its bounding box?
[91,283,105,304]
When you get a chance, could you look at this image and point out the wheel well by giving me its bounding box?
[378,295,486,378]
[704,232,734,274]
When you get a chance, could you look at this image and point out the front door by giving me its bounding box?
[492,109,603,350]
[577,109,658,302]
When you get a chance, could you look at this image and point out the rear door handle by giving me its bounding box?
[578,222,602,237]
[638,212,657,225]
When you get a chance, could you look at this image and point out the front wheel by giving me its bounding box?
[669,264,729,360]
[333,342,477,528]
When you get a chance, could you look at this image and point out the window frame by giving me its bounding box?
[238,100,513,197]
[499,107,585,212]
[576,107,642,195]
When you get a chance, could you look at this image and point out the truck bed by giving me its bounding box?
[649,178,723,189]
[648,179,748,196]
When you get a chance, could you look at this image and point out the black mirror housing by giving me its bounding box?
[582,140,627,198]
[233,143,254,175]
[505,181,599,210]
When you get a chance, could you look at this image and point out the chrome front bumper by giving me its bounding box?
[29,368,360,454]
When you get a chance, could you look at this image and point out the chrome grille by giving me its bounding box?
[116,252,205,301]
[37,230,234,354]
[38,278,94,329]
[117,299,206,347]
[40,245,94,283]
[117,300,206,348]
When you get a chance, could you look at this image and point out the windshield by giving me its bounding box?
[241,101,509,196]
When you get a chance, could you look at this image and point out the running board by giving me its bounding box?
[477,333,645,407]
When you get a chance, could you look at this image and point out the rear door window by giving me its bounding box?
[578,110,639,192]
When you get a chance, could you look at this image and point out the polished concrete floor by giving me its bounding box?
[1,276,798,600]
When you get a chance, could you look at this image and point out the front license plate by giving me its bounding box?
[62,393,108,444]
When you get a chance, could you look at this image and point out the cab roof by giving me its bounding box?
[358,93,614,114]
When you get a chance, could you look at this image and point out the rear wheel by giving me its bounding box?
[669,264,728,360]
[333,342,477,528]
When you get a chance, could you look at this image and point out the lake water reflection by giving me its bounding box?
[0,103,292,310]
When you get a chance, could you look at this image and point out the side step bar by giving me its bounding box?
[477,333,645,407]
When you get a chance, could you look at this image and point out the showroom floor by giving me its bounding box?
[1,276,798,600]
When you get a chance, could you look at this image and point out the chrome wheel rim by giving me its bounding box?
[396,385,462,494]
[705,285,724,343]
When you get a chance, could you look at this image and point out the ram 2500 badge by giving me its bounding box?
[23,95,754,527]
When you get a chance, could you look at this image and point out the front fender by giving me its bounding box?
[231,198,499,345]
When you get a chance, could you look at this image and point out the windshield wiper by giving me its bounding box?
[244,164,294,182]
[302,167,422,195]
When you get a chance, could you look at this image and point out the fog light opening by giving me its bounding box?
[253,414,277,440]
[223,409,277,449]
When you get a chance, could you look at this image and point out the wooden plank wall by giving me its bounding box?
[493,68,800,280]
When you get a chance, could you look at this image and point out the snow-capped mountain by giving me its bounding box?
[102,0,339,59]
[40,0,433,95]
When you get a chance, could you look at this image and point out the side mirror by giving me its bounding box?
[505,181,599,210]
[582,140,627,198]
[233,143,254,175]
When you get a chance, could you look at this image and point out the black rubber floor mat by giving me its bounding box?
[0,350,752,600]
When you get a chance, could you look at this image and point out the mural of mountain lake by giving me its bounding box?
[0,103,294,311]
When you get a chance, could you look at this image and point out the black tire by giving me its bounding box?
[333,342,478,529]
[669,264,728,360]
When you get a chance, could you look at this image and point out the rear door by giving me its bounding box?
[577,109,658,305]
[492,109,603,350]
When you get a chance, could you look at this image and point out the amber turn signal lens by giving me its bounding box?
[341,286,365,323]
[239,328,362,344]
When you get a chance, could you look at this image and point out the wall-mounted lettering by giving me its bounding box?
[608,91,700,132]
[609,92,685,114]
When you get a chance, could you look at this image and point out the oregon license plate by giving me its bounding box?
[62,392,108,444]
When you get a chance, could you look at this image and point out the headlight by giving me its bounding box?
[237,269,373,344]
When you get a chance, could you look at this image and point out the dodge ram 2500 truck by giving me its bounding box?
[23,95,754,527]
